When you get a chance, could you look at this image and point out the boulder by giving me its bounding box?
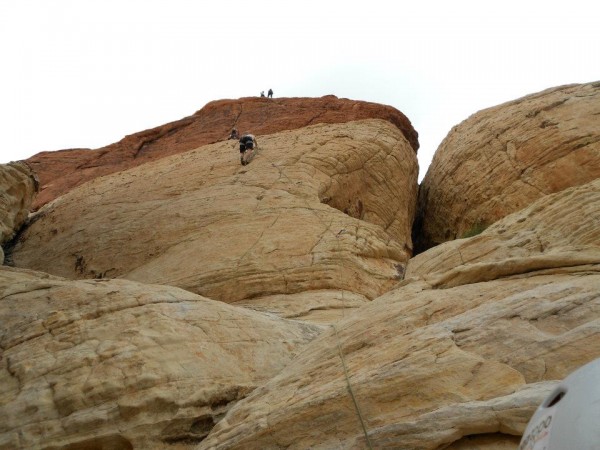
[26,96,418,209]
[12,120,418,309]
[415,81,600,251]
[0,267,321,449]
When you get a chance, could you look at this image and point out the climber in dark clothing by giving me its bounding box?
[239,133,258,165]
[239,134,256,152]
[268,88,273,98]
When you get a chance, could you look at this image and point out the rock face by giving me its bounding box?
[26,96,419,210]
[12,120,418,311]
[415,81,600,252]
[0,162,38,261]
[408,178,600,287]
[0,266,322,449]
[4,87,600,450]
[199,179,600,450]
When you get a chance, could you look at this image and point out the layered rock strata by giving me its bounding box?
[26,96,418,209]
[12,120,419,310]
[408,178,600,286]
[5,85,600,450]
[199,179,600,449]
[0,267,322,449]
[415,81,600,251]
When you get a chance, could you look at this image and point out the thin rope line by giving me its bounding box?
[332,324,374,449]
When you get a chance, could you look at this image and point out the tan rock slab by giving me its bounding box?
[416,81,600,251]
[234,290,370,325]
[0,266,322,449]
[199,177,600,449]
[13,120,418,305]
[198,271,600,449]
[408,178,600,287]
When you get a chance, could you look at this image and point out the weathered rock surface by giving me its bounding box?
[6,85,600,450]
[26,96,418,209]
[408,178,600,287]
[415,81,600,251]
[0,266,322,449]
[199,272,600,449]
[0,162,38,262]
[233,290,370,325]
[199,179,600,449]
[12,120,418,311]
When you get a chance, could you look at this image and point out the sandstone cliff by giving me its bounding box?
[26,96,418,210]
[0,267,321,449]
[2,87,599,450]
[0,162,38,262]
[12,120,418,315]
[199,179,600,450]
[415,81,600,252]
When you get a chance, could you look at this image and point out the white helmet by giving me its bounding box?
[519,357,600,449]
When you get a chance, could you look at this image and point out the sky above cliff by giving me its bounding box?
[1,0,598,180]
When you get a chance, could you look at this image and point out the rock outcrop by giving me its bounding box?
[3,85,600,450]
[415,81,600,252]
[0,162,38,262]
[12,120,418,314]
[199,179,600,450]
[0,266,322,449]
[26,96,419,210]
[408,178,600,287]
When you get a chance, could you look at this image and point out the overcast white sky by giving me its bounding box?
[1,0,598,180]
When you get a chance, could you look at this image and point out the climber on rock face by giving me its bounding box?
[229,128,239,140]
[239,133,258,165]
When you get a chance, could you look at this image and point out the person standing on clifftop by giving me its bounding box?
[260,91,265,97]
[268,88,273,98]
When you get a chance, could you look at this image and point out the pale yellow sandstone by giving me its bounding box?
[198,271,600,449]
[408,178,600,287]
[199,177,600,449]
[233,290,369,325]
[12,120,418,308]
[0,267,322,449]
[5,90,600,450]
[417,81,600,250]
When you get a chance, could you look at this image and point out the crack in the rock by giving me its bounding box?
[0,284,54,300]
[132,117,196,159]
[525,98,569,118]
[237,214,281,266]
[4,356,22,388]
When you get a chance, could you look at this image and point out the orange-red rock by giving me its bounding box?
[26,96,418,209]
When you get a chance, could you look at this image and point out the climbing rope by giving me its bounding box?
[333,323,374,449]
